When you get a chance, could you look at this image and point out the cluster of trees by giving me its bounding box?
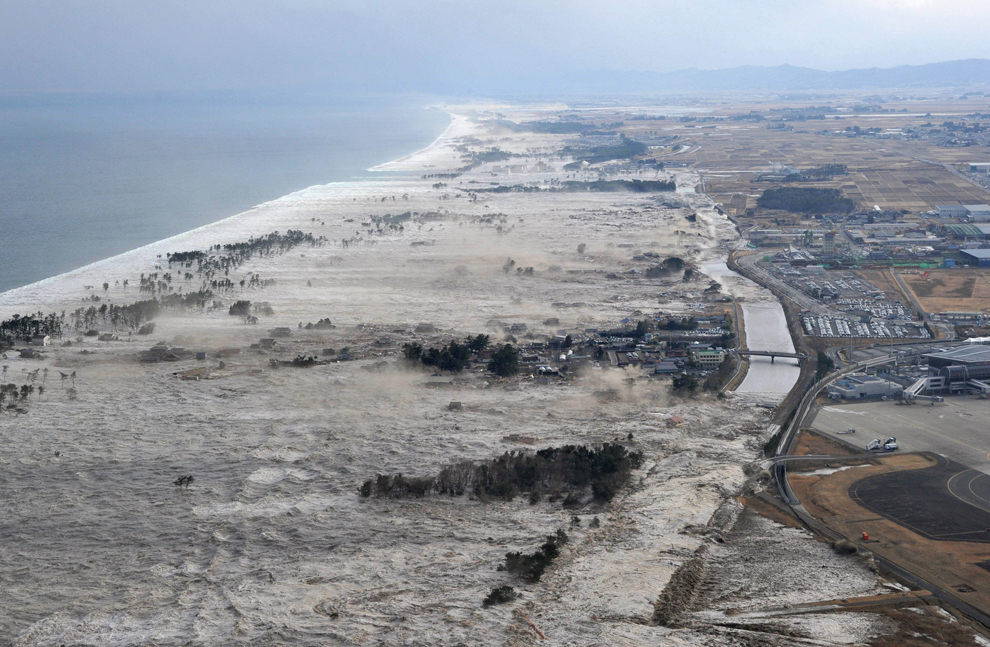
[228,300,274,318]
[482,585,518,607]
[501,530,569,583]
[562,136,647,168]
[757,187,856,214]
[0,312,64,346]
[488,344,519,377]
[458,147,514,171]
[657,317,698,331]
[303,318,334,330]
[0,383,37,406]
[784,164,848,181]
[671,373,699,394]
[816,350,835,381]
[403,335,490,373]
[70,290,214,332]
[360,442,643,504]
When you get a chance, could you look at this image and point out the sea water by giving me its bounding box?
[0,93,450,293]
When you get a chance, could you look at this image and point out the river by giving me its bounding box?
[699,260,801,396]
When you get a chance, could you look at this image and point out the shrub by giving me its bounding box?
[229,300,251,316]
[502,530,569,583]
[482,585,518,607]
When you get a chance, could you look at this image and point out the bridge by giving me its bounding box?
[733,349,808,363]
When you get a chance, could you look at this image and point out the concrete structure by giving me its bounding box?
[827,373,902,399]
[692,348,726,368]
[966,204,990,222]
[936,205,969,218]
[823,231,836,254]
[960,248,990,267]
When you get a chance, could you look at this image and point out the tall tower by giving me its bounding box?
[823,230,836,254]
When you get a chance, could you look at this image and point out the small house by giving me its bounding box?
[31,335,51,346]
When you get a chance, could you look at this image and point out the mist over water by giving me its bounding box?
[0,94,449,293]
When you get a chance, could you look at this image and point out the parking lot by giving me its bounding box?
[810,396,990,474]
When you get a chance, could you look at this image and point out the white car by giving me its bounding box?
[867,437,899,451]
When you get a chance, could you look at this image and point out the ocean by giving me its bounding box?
[0,93,450,293]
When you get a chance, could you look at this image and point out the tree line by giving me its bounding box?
[0,312,64,346]
[360,442,643,504]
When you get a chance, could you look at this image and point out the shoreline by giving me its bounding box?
[0,104,901,646]
[0,112,457,309]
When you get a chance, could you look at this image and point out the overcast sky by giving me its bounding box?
[1,0,988,95]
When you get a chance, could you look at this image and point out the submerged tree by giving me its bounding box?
[488,344,519,377]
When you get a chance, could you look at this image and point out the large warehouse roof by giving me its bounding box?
[924,345,990,365]
[961,248,990,260]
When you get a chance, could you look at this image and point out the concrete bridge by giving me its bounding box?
[733,349,808,363]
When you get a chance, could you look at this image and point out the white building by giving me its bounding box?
[827,373,902,399]
[965,204,990,222]
[935,205,969,218]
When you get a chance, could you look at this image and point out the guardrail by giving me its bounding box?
[774,353,905,503]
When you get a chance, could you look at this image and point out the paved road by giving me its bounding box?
[850,452,990,543]
[810,396,990,477]
[736,253,845,317]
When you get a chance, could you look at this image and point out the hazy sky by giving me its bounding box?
[1,0,988,94]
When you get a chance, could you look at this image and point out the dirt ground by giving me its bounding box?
[854,269,909,303]
[791,451,990,619]
[899,269,990,313]
[789,427,862,462]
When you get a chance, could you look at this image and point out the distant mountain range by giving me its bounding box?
[503,59,990,96]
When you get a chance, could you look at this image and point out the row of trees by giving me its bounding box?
[360,443,643,503]
[70,290,214,332]
[164,230,327,280]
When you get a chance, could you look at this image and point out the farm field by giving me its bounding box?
[898,268,990,313]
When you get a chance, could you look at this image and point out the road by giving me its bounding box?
[735,253,846,317]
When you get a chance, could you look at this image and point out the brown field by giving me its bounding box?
[898,268,990,313]
[790,452,990,620]
[620,97,990,216]
[853,269,907,300]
